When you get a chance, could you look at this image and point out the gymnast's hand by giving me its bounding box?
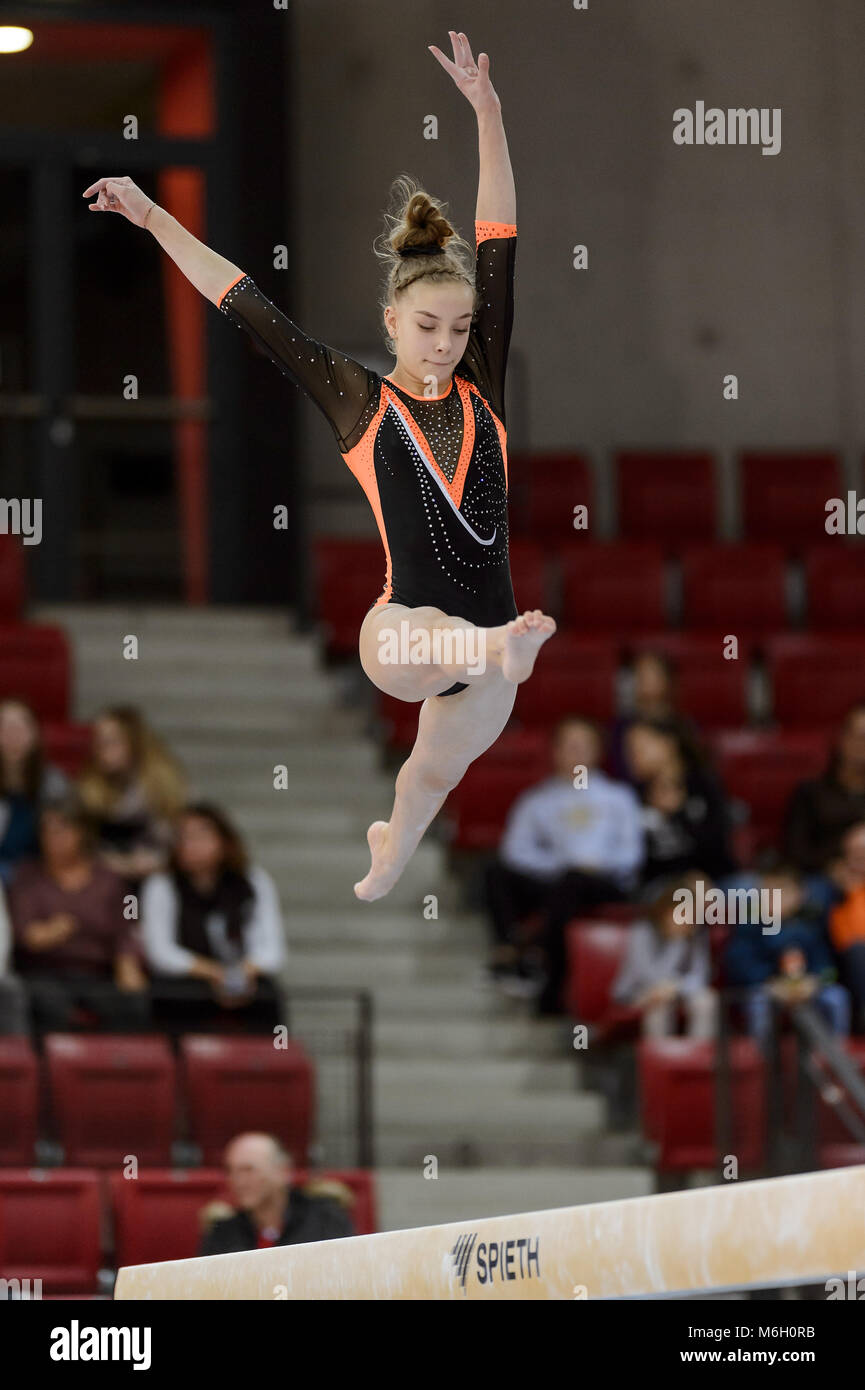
[81,175,156,228]
[428,30,501,115]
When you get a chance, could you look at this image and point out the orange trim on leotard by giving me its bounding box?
[475,220,517,247]
[216,271,247,308]
[342,394,395,606]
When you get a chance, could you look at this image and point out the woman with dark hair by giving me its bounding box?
[623,716,734,889]
[608,651,699,781]
[8,798,148,1034]
[0,698,68,885]
[784,703,865,875]
[140,803,286,1034]
[82,30,557,906]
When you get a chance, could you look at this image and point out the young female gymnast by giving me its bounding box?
[82,30,556,902]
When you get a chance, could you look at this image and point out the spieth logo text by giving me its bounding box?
[450,1232,541,1292]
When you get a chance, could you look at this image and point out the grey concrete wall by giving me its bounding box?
[284,0,865,536]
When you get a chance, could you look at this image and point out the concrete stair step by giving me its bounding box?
[33,603,307,643]
[373,1017,565,1059]
[275,906,485,948]
[284,944,493,988]
[366,980,525,1018]
[374,1166,654,1230]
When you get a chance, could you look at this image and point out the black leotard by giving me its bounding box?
[217,219,519,692]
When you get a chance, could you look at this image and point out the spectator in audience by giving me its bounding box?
[198,1132,355,1254]
[140,802,286,1034]
[76,706,186,882]
[0,878,28,1033]
[8,798,149,1033]
[724,864,850,1043]
[609,651,697,780]
[825,821,865,1030]
[624,717,734,890]
[484,717,643,1013]
[611,872,718,1037]
[0,698,68,884]
[784,703,865,874]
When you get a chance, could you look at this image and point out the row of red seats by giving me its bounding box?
[636,1037,865,1175]
[316,540,865,657]
[380,627,858,751]
[445,726,828,855]
[0,1166,376,1294]
[508,448,861,547]
[0,1034,313,1168]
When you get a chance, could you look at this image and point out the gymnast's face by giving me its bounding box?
[385,280,474,391]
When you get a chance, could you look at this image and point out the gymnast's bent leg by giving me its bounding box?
[354,601,555,900]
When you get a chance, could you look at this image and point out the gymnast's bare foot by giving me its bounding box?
[501,610,557,683]
[354,820,402,901]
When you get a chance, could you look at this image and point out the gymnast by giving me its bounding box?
[82,30,555,902]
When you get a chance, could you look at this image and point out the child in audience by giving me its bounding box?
[612,872,717,1037]
[723,864,850,1042]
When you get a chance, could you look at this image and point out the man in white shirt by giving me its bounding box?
[484,717,644,1013]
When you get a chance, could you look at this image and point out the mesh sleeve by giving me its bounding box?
[217,272,378,451]
[459,221,517,427]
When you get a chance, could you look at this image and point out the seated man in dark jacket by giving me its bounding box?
[198,1132,356,1255]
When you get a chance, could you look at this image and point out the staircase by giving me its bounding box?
[35,603,652,1228]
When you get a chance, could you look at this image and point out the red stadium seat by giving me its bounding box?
[804,545,865,630]
[680,543,788,635]
[558,543,667,634]
[629,633,751,728]
[313,537,385,657]
[41,721,92,777]
[0,536,25,622]
[0,1169,102,1293]
[44,1034,176,1167]
[638,1038,766,1171]
[766,634,865,728]
[109,1169,229,1267]
[0,624,71,721]
[0,1038,38,1166]
[739,450,842,549]
[564,921,639,1032]
[616,451,717,546]
[512,636,619,726]
[446,760,545,851]
[181,1036,314,1166]
[377,691,419,751]
[709,728,829,852]
[508,540,550,612]
[508,451,595,543]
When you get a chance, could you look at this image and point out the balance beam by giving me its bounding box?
[114,1164,865,1300]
